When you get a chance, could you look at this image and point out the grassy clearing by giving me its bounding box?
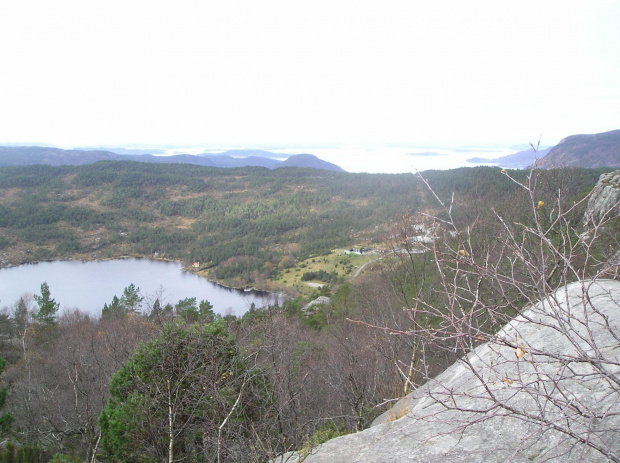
[275,248,374,295]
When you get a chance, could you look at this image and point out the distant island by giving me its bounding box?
[467,146,552,169]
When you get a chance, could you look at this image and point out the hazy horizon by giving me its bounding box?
[0,141,541,173]
[1,1,618,151]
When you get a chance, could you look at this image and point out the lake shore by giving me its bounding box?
[1,250,288,301]
[0,258,274,316]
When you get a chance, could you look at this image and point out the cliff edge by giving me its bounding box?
[582,170,620,227]
[280,280,620,462]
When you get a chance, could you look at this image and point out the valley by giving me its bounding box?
[0,161,428,296]
[0,162,610,297]
[0,159,617,462]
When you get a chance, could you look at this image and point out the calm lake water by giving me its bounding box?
[0,259,274,317]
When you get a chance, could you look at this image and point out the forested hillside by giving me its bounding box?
[0,162,616,462]
[0,162,608,292]
[537,129,620,168]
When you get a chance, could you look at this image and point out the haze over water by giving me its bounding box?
[276,146,517,173]
[156,144,520,174]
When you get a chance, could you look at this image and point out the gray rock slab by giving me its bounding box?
[582,170,620,226]
[280,280,620,462]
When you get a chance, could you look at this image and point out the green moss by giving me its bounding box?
[299,423,350,458]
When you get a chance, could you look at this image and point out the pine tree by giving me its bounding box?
[33,282,59,325]
[99,321,271,462]
[0,355,14,435]
[102,296,126,319]
[199,299,215,323]
[119,284,143,315]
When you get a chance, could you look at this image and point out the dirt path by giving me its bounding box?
[351,256,383,280]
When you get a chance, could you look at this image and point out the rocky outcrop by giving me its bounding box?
[282,280,620,462]
[582,170,620,227]
[535,129,620,169]
[302,296,332,316]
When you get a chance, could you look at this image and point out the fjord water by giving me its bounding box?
[0,259,273,317]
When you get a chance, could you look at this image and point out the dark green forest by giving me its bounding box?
[0,161,617,461]
[0,161,607,291]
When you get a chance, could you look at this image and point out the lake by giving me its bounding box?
[0,259,275,317]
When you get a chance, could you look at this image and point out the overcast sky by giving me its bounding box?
[1,1,619,149]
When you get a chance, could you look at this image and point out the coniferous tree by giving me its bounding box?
[99,321,271,462]
[199,299,215,323]
[119,284,143,315]
[102,296,126,319]
[174,297,199,323]
[33,282,59,325]
[149,298,163,319]
[0,355,14,435]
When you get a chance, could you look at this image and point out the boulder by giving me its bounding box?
[582,170,620,227]
[302,296,332,316]
[282,280,620,462]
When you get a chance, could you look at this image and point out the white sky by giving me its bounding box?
[0,0,619,149]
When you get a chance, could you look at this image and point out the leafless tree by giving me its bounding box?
[235,308,332,456]
[6,311,157,459]
[358,165,620,461]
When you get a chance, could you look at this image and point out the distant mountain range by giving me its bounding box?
[535,129,620,169]
[467,146,553,169]
[199,149,283,159]
[0,146,345,172]
[467,129,620,169]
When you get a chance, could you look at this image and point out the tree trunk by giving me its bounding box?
[167,379,174,463]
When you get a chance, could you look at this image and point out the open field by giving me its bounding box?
[275,248,376,295]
